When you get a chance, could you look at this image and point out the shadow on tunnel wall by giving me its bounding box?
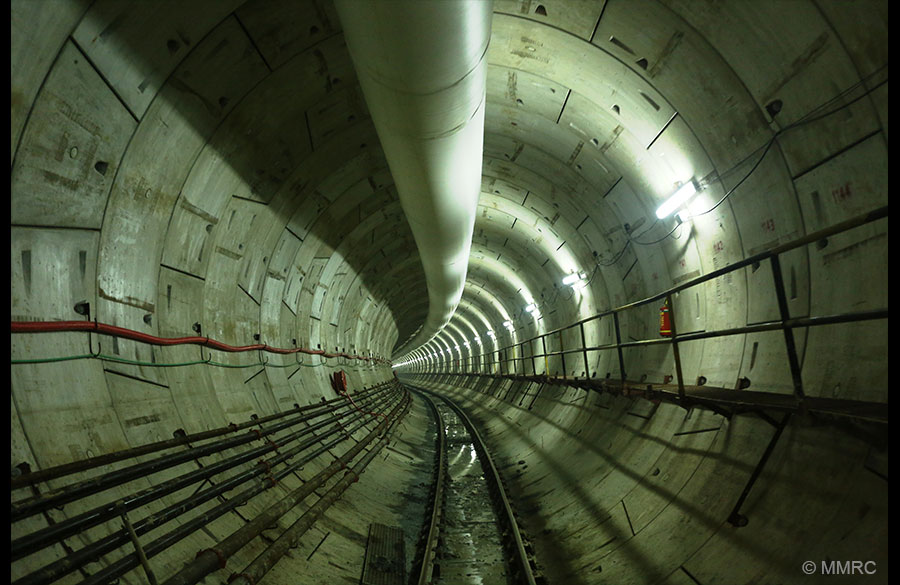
[11,0,430,357]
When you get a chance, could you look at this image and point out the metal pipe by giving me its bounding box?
[10,387,390,521]
[334,0,493,360]
[10,383,391,489]
[19,391,404,585]
[10,390,396,562]
[160,392,411,585]
[228,417,401,585]
[13,399,395,585]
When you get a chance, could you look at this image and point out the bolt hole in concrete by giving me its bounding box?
[94,161,109,175]
[534,4,547,16]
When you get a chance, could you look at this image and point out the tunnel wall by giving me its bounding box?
[11,4,407,580]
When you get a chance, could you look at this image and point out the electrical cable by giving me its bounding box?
[627,68,888,242]
[11,353,333,369]
[10,319,390,365]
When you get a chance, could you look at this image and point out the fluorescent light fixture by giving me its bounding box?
[525,303,539,314]
[562,271,587,286]
[486,330,495,338]
[562,273,580,286]
[655,178,699,219]
[503,320,513,329]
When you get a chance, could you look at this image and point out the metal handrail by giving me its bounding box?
[427,205,888,406]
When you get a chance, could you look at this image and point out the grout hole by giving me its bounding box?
[639,91,661,111]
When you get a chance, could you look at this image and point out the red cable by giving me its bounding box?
[339,391,388,420]
[10,320,389,364]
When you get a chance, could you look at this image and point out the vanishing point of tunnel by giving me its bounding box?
[11,1,888,585]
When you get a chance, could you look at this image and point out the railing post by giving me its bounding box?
[541,335,548,377]
[559,330,567,379]
[612,311,626,385]
[667,294,687,403]
[580,321,590,379]
[530,338,537,376]
[770,255,806,405]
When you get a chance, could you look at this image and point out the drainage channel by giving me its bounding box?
[409,385,543,585]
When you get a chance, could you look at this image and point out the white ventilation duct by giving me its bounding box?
[334,0,492,360]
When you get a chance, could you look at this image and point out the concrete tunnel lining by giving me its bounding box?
[11,1,887,584]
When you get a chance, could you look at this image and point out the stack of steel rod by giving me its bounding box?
[11,380,410,585]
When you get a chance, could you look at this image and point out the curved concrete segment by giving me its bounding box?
[10,1,888,584]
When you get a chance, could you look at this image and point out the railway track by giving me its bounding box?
[408,385,544,585]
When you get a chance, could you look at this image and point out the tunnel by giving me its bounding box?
[10,1,888,584]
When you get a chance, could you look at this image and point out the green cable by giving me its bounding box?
[11,354,95,364]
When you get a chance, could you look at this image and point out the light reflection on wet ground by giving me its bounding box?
[434,400,512,585]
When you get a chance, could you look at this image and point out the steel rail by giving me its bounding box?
[411,385,538,585]
[410,388,447,585]
[10,390,398,565]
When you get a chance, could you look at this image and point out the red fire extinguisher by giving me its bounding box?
[659,299,672,337]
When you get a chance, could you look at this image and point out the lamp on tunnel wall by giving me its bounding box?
[655,178,700,219]
[562,271,588,288]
